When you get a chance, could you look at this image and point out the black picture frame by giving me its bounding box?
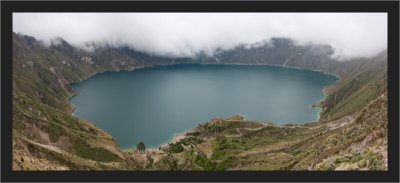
[1,1,399,182]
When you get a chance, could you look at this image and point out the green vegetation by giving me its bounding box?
[12,33,388,171]
[137,141,146,154]
[194,152,217,170]
[72,137,121,162]
[168,137,204,154]
[321,51,387,120]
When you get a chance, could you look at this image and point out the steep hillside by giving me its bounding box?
[320,50,387,120]
[13,33,195,111]
[203,38,368,77]
[13,96,143,170]
[12,33,387,170]
[150,91,387,170]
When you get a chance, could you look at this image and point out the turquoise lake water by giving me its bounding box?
[70,64,337,148]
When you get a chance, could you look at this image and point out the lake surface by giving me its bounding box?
[70,64,337,148]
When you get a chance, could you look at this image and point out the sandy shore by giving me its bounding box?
[122,129,192,154]
[171,131,188,144]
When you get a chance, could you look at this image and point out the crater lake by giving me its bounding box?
[70,64,337,148]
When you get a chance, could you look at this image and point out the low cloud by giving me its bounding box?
[13,13,387,59]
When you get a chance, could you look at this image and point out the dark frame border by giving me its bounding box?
[1,1,399,182]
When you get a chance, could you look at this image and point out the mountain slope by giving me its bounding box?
[203,38,368,77]
[320,50,387,120]
[152,92,386,170]
[12,33,387,170]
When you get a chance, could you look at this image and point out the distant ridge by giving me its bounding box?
[12,33,387,170]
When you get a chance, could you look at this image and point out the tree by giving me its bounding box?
[137,141,146,154]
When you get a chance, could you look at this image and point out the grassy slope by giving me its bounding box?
[320,50,387,120]
[147,51,388,171]
[154,91,387,170]
[12,34,144,170]
[12,33,388,170]
[13,96,144,170]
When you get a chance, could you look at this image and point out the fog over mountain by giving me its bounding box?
[13,13,387,59]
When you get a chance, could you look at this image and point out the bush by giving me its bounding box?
[319,162,335,170]
[169,143,184,153]
[358,158,367,168]
[195,153,216,170]
[168,137,203,154]
[215,156,237,170]
[73,138,121,162]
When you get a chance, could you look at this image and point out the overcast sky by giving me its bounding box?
[13,13,387,59]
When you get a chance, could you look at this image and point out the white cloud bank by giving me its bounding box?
[13,13,387,59]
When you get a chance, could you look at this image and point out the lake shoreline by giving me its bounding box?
[121,130,192,153]
[67,62,339,150]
